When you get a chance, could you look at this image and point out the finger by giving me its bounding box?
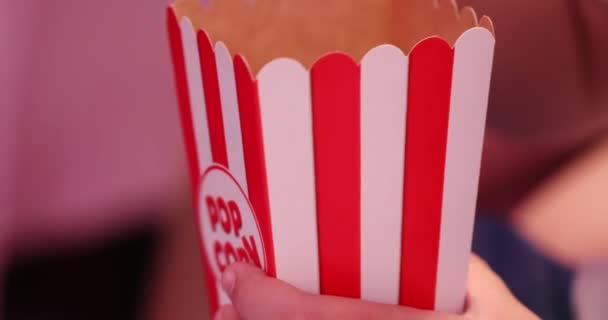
[221,263,309,319]
[214,306,240,320]
[465,255,540,320]
[302,294,461,320]
[222,263,460,320]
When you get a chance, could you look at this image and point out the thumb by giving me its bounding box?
[465,255,540,319]
[219,263,309,320]
[219,263,459,320]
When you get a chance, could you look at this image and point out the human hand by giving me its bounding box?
[214,255,539,320]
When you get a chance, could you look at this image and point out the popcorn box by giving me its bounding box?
[166,0,495,317]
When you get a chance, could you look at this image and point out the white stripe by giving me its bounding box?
[180,17,223,306]
[180,17,212,170]
[360,45,408,304]
[258,58,320,294]
[436,28,495,313]
[215,42,248,194]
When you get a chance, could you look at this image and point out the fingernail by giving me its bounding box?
[221,269,236,296]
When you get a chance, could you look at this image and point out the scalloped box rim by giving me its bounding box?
[168,5,495,85]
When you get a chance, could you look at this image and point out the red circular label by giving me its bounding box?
[198,165,266,281]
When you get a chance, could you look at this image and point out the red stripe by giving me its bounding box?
[399,37,454,310]
[234,55,276,278]
[166,7,219,316]
[166,7,199,187]
[311,53,361,298]
[197,30,228,167]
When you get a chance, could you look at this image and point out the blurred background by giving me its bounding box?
[1,0,607,319]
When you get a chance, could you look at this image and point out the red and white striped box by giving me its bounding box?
[166,0,495,317]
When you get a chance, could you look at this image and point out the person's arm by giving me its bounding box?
[513,137,608,267]
[463,0,608,268]
[463,0,608,210]
[214,256,539,320]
